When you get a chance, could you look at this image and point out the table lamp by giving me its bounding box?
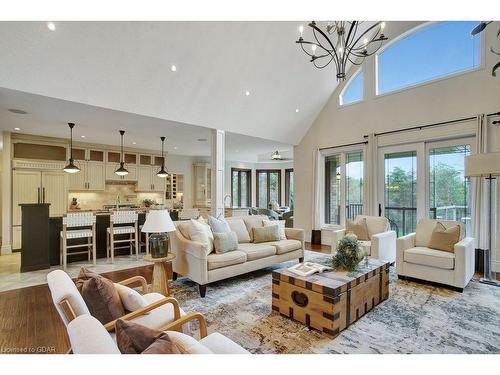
[141,209,176,258]
[464,152,500,287]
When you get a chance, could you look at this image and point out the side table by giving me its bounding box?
[144,253,176,296]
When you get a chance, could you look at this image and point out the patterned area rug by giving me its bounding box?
[170,251,500,354]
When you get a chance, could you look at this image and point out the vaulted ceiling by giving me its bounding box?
[0,21,341,146]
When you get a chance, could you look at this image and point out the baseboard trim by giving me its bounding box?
[1,243,12,255]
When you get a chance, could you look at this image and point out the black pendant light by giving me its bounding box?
[63,122,81,174]
[157,136,169,178]
[115,130,129,176]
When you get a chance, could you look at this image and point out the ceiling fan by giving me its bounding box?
[271,150,292,161]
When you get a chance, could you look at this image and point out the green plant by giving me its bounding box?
[143,198,156,208]
[332,235,365,272]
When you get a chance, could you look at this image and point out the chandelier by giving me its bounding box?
[296,21,388,80]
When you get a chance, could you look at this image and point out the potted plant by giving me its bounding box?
[331,233,366,272]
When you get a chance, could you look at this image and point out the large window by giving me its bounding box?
[339,70,363,106]
[231,168,251,208]
[325,150,364,225]
[285,168,294,209]
[256,170,281,208]
[377,21,480,95]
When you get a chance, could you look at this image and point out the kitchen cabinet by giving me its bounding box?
[193,163,211,207]
[106,164,137,181]
[136,165,165,192]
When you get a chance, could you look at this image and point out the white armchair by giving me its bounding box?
[396,218,475,291]
[331,215,397,263]
[67,314,250,354]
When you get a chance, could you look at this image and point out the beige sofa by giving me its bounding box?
[171,215,305,297]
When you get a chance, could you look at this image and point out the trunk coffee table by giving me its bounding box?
[272,258,390,338]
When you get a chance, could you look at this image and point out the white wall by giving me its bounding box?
[225,160,293,207]
[294,22,500,268]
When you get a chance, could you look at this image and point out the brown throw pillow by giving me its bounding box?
[346,218,370,241]
[115,319,181,354]
[428,222,461,253]
[76,268,125,324]
[253,225,280,243]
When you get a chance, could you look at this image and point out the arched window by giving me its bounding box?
[339,69,363,105]
[377,22,481,95]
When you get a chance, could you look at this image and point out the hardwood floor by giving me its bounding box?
[0,243,326,354]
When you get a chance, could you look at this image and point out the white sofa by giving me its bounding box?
[396,218,475,291]
[67,314,249,354]
[171,215,304,297]
[331,215,397,263]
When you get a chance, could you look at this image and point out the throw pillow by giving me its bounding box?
[346,218,370,241]
[213,232,239,254]
[188,218,214,255]
[76,268,125,324]
[227,218,251,243]
[243,216,265,242]
[114,283,148,312]
[115,319,180,354]
[263,219,286,240]
[253,225,280,243]
[208,215,231,234]
[428,222,461,253]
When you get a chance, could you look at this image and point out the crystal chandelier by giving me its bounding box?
[296,21,388,80]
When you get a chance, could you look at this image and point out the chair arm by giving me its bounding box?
[160,312,208,339]
[454,236,474,253]
[371,230,397,263]
[104,297,181,332]
[453,237,475,288]
[285,228,305,242]
[172,231,208,260]
[397,233,416,252]
[118,276,148,294]
[331,229,346,252]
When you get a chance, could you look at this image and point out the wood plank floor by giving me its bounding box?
[0,243,328,354]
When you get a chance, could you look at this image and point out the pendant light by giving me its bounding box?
[63,122,81,174]
[115,130,129,176]
[157,136,169,178]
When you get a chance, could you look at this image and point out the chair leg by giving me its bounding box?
[135,233,139,260]
[59,237,63,266]
[87,236,91,262]
[110,233,114,263]
[106,232,109,260]
[145,233,149,255]
[299,257,304,263]
[92,227,96,266]
[172,272,178,281]
[129,233,133,255]
[62,238,67,271]
[198,284,207,298]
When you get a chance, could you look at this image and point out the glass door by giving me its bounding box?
[379,144,425,236]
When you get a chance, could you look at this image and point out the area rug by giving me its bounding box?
[169,251,500,354]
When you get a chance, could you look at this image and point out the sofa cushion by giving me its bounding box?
[213,232,239,254]
[227,218,251,243]
[188,218,214,255]
[131,292,187,331]
[263,219,286,240]
[115,319,180,354]
[346,218,370,241]
[114,283,148,312]
[199,332,250,354]
[428,222,460,253]
[166,331,212,354]
[360,215,389,238]
[237,243,276,261]
[207,250,247,270]
[253,225,280,243]
[415,219,464,247]
[404,247,455,270]
[264,239,302,255]
[242,216,266,242]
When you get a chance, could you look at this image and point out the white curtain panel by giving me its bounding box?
[312,149,323,230]
[471,114,490,250]
[365,133,378,216]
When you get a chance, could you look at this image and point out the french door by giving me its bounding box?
[378,138,474,236]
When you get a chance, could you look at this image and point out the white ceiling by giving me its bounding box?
[0,87,292,162]
[0,21,339,145]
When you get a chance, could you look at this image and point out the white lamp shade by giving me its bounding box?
[141,209,176,233]
[464,152,500,177]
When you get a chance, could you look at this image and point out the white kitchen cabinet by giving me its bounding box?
[136,165,166,192]
[69,161,105,191]
[194,163,211,207]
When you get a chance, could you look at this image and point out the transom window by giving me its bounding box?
[339,70,363,106]
[377,21,480,95]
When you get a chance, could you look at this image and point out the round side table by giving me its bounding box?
[144,253,176,297]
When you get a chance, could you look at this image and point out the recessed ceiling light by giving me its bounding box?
[295,108,300,113]
[197,138,208,142]
[80,135,86,138]
[132,141,137,145]
[8,108,28,115]
[171,65,177,72]
[245,90,250,96]
[47,22,56,31]
[13,127,21,131]
[174,146,178,150]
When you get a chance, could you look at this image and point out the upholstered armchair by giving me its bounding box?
[67,314,250,354]
[331,215,397,263]
[396,218,474,291]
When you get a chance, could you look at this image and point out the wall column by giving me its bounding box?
[211,129,225,217]
[1,132,12,254]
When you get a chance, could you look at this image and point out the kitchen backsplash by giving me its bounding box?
[68,184,163,210]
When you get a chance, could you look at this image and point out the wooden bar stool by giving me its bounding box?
[107,210,139,263]
[139,212,150,255]
[60,212,97,270]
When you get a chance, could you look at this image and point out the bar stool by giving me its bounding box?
[139,212,150,256]
[60,212,96,270]
[107,210,139,263]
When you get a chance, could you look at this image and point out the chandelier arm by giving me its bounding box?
[310,28,341,68]
[309,22,336,51]
[344,21,358,50]
[298,40,333,59]
[313,56,334,69]
[349,22,382,53]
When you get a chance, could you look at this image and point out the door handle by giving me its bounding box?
[37,187,41,204]
[42,188,46,203]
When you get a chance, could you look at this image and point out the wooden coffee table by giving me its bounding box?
[272,258,390,338]
[144,253,176,296]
